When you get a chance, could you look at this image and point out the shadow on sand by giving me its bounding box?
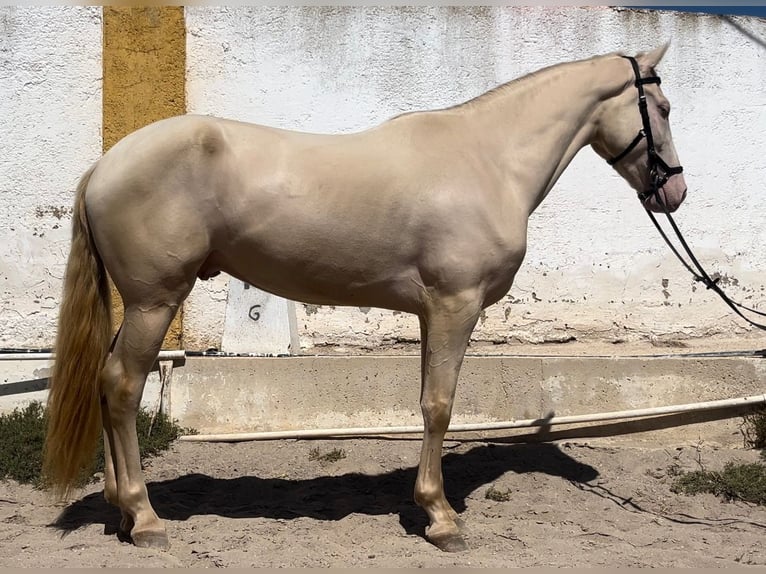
[51,442,598,540]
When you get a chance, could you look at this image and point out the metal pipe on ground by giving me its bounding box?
[0,350,187,361]
[179,393,766,442]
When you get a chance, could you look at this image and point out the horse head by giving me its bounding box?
[592,43,687,213]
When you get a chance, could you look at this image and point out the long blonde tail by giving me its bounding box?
[43,163,112,498]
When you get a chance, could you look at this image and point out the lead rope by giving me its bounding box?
[646,201,766,331]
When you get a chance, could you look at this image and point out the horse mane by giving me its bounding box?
[448,64,565,112]
[457,51,632,111]
[390,51,625,121]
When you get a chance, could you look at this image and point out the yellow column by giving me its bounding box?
[102,6,186,348]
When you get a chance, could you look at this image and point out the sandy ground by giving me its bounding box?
[2,430,766,568]
[2,334,765,567]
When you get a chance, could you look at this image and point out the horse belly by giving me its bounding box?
[207,224,423,311]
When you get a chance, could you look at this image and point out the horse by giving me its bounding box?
[43,44,686,552]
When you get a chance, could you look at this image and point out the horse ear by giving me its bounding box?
[637,41,670,72]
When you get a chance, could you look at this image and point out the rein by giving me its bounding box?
[609,56,766,332]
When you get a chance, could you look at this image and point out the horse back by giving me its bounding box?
[84,114,521,309]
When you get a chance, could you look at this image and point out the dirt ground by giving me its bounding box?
[2,430,766,568]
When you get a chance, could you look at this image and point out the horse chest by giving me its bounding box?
[476,234,527,304]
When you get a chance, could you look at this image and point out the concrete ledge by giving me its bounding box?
[169,354,766,444]
[2,354,764,446]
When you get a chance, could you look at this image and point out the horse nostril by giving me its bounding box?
[682,188,688,202]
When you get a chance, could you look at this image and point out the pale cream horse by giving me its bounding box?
[44,45,686,552]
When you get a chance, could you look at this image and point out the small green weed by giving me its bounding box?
[671,462,766,505]
[308,447,347,463]
[0,401,47,485]
[742,408,766,451]
[134,407,197,460]
[0,401,195,488]
[670,410,766,506]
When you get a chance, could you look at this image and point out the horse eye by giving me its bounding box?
[658,105,670,119]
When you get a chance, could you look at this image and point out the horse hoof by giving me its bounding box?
[430,531,469,552]
[426,523,468,552]
[131,529,170,550]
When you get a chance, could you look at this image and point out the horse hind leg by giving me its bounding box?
[102,414,133,539]
[100,299,183,549]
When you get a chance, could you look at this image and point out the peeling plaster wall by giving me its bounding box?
[0,7,102,348]
[184,6,766,351]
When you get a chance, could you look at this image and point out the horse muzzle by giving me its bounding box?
[643,174,687,213]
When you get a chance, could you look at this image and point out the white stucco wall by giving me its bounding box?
[2,7,764,353]
[184,6,766,351]
[0,6,102,349]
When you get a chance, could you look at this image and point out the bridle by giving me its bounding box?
[606,55,766,331]
[606,55,683,204]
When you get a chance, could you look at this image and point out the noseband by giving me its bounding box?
[606,56,683,203]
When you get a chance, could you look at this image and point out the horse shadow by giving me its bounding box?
[51,442,598,539]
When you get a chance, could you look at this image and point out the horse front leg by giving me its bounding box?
[414,293,481,552]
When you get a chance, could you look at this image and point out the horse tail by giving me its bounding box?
[43,162,112,498]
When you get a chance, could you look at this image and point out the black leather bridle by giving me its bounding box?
[607,56,684,204]
[607,56,766,331]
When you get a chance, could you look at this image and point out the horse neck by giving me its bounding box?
[463,55,632,215]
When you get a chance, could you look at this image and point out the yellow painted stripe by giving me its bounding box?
[102,6,186,349]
